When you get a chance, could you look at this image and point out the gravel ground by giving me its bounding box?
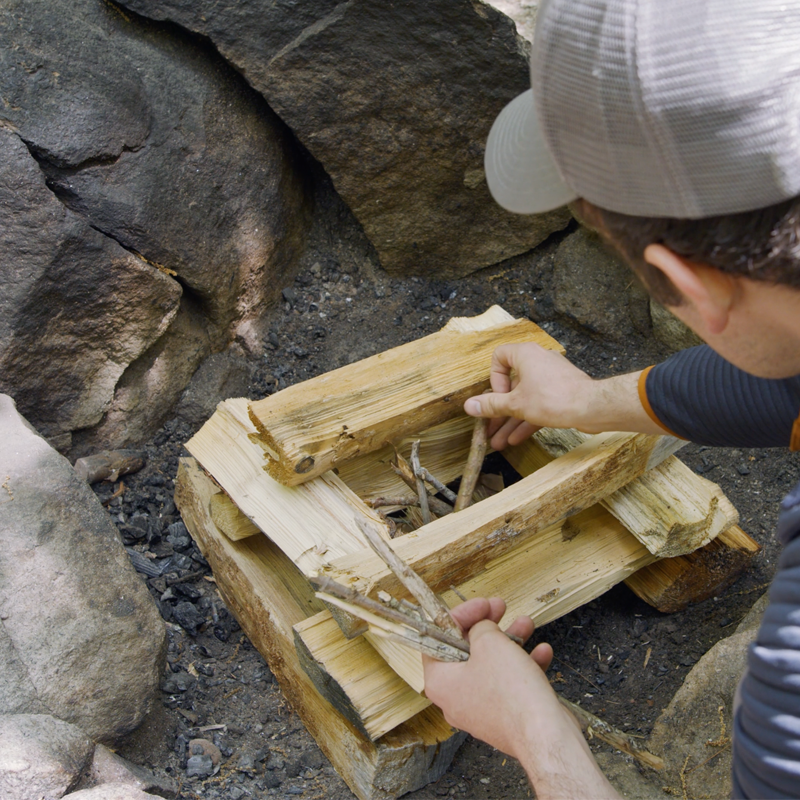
[101,175,799,799]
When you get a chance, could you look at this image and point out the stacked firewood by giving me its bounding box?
[175,306,758,800]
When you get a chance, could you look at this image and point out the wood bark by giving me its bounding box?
[73,449,145,484]
[625,524,759,612]
[247,307,564,485]
[175,457,465,800]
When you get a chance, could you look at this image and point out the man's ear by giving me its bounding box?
[643,244,736,335]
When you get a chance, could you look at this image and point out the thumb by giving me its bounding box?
[464,392,514,419]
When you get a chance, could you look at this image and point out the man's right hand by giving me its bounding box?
[463,343,666,449]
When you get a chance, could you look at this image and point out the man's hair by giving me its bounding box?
[571,195,800,306]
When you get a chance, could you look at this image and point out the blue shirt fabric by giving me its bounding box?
[645,345,800,798]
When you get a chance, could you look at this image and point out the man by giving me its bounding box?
[422,1,800,797]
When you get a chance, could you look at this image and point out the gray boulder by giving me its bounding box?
[552,227,651,339]
[0,714,94,800]
[0,0,310,448]
[0,395,166,743]
[0,127,181,442]
[119,0,571,277]
[174,344,256,429]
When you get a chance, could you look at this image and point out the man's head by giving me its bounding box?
[484,0,800,377]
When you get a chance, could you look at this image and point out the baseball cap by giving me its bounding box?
[485,0,800,219]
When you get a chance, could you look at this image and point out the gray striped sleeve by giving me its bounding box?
[646,346,800,449]
[732,482,800,798]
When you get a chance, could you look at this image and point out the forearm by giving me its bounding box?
[517,704,620,799]
[569,370,668,436]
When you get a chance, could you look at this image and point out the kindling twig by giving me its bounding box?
[418,466,458,504]
[389,455,452,517]
[559,697,664,772]
[368,495,422,509]
[355,518,465,640]
[409,441,431,524]
[454,415,489,512]
[311,574,469,653]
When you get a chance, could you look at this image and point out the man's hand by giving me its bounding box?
[423,598,620,800]
[423,598,552,757]
[463,343,665,450]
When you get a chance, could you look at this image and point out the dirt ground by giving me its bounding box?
[105,175,799,799]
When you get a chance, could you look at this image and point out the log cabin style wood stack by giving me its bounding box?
[174,306,759,800]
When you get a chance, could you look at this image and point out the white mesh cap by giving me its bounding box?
[485,0,800,219]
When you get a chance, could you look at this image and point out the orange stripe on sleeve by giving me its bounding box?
[791,413,800,452]
[638,366,685,439]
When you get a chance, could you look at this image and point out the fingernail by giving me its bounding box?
[464,398,481,416]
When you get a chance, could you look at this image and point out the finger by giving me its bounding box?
[504,614,535,644]
[531,642,554,672]
[489,346,515,394]
[486,597,507,625]
[448,597,493,632]
[464,390,515,419]
[489,416,525,451]
[506,420,540,446]
[487,415,509,439]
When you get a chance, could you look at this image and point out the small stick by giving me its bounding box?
[368,495,421,509]
[355,517,465,641]
[454,415,489,512]
[378,591,427,622]
[409,441,431,525]
[367,627,466,662]
[558,697,664,771]
[417,467,457,504]
[74,449,146,484]
[389,461,453,517]
[450,584,468,602]
[311,576,468,652]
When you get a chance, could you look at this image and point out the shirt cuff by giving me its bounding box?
[638,366,685,439]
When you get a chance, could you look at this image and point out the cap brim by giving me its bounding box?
[484,89,577,215]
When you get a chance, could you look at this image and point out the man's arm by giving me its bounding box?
[467,342,800,452]
[423,599,620,800]
[462,342,668,451]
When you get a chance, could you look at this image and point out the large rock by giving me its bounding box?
[119,0,571,277]
[0,714,94,800]
[0,0,311,447]
[552,228,651,339]
[0,127,181,441]
[0,395,166,743]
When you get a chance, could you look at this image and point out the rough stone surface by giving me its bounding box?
[0,0,311,447]
[0,395,166,743]
[90,744,178,799]
[119,0,571,277]
[65,783,163,800]
[70,297,211,457]
[0,126,181,441]
[593,750,668,799]
[0,714,94,800]
[647,596,769,800]
[651,300,705,352]
[552,228,651,339]
[174,344,256,429]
